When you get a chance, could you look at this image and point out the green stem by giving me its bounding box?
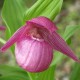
[27,72,36,80]
[0,38,6,44]
[27,72,33,80]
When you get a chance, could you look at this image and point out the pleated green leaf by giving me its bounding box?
[28,66,56,80]
[63,25,80,40]
[24,0,63,21]
[37,66,56,80]
[2,0,26,36]
[70,63,80,80]
[0,75,28,80]
[0,65,29,80]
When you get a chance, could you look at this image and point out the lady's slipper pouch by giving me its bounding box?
[0,16,80,72]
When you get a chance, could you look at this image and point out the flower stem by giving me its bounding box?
[27,72,36,80]
[27,72,33,80]
[0,38,6,44]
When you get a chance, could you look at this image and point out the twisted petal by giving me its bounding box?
[15,37,53,72]
[0,16,57,52]
[0,26,6,31]
[27,16,58,33]
[40,30,80,62]
[0,26,26,52]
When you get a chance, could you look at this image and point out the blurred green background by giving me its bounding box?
[0,0,80,80]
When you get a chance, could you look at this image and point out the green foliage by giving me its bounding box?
[24,0,63,20]
[63,25,80,40]
[0,75,28,80]
[70,63,80,80]
[2,0,26,36]
[27,66,56,80]
[0,38,6,44]
[36,66,56,80]
[0,64,29,80]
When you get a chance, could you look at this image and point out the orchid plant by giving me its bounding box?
[0,0,80,80]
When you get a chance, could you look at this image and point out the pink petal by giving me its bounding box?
[0,26,6,31]
[15,37,53,72]
[26,16,58,33]
[40,30,80,62]
[0,26,26,52]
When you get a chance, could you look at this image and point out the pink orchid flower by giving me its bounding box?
[0,26,6,31]
[0,16,80,72]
